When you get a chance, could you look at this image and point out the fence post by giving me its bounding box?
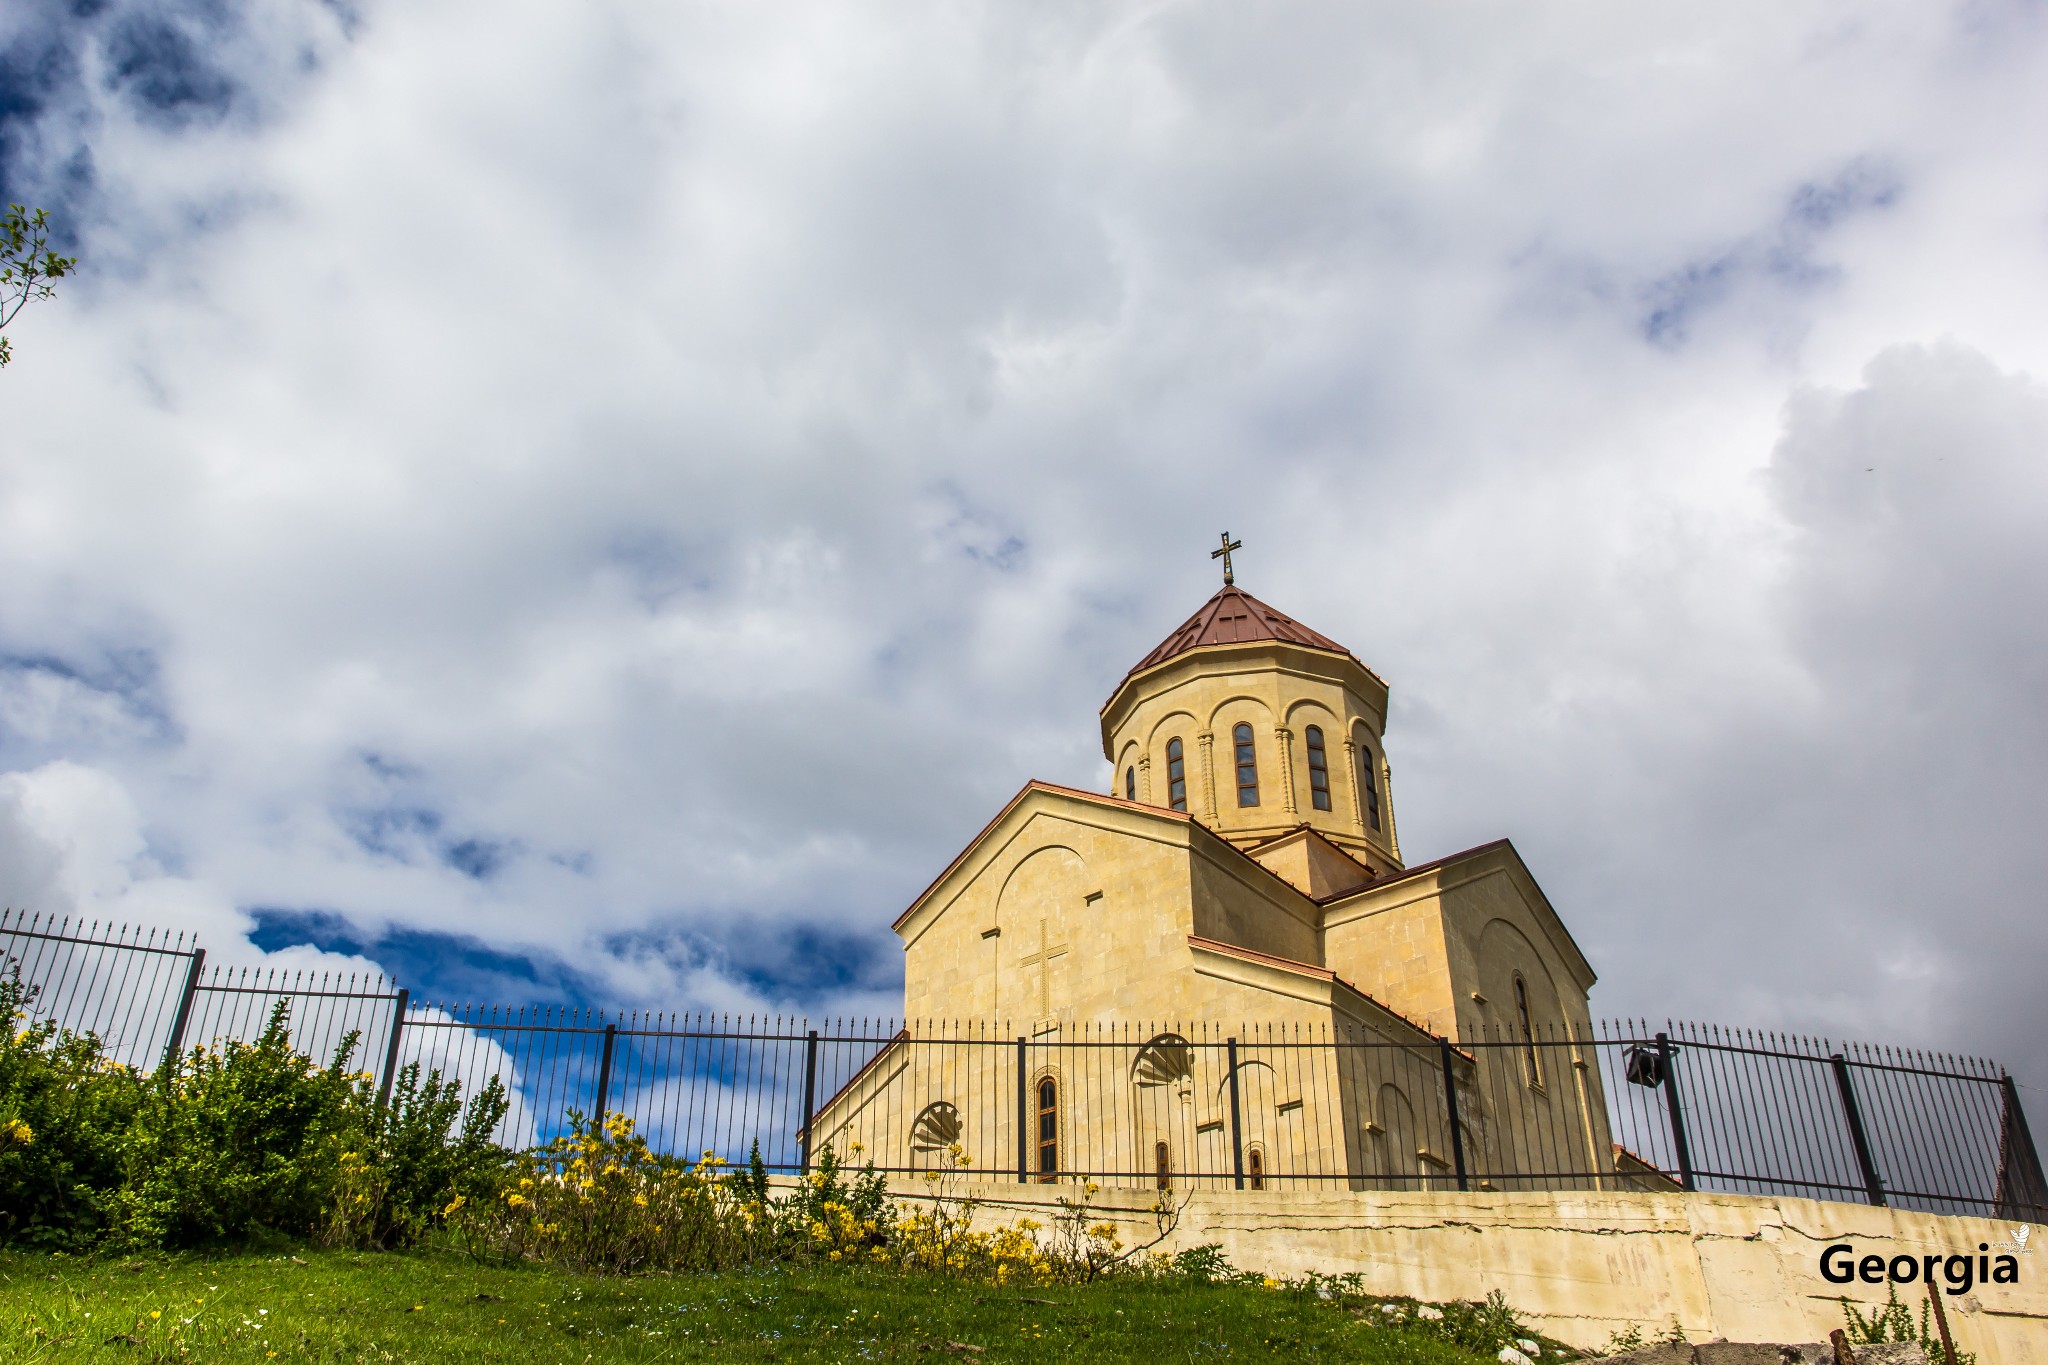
[1996,1074,2048,1220]
[1656,1032,1696,1192]
[375,988,410,1110]
[1016,1036,1029,1183]
[1438,1038,1469,1192]
[1830,1053,1886,1207]
[159,947,206,1073]
[797,1028,820,1173]
[593,1022,618,1123]
[1227,1037,1246,1190]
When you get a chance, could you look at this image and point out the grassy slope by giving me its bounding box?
[6,1248,1513,1363]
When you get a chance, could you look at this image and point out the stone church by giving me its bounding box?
[811,549,1626,1191]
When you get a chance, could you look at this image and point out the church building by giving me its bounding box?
[811,543,1623,1191]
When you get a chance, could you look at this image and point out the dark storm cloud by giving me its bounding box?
[0,0,336,216]
[103,11,238,127]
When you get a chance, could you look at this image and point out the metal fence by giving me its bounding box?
[4,907,2043,1221]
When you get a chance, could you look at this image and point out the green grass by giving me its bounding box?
[5,1247,1514,1363]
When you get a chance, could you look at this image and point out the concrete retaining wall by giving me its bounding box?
[890,1182,2044,1365]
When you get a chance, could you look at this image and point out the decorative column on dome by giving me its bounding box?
[1273,726,1297,816]
[1342,738,1365,832]
[1196,731,1218,819]
[1137,754,1152,804]
[1383,758,1402,860]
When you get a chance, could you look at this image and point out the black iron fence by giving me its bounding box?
[4,908,2042,1221]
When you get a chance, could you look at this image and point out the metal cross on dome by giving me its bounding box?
[1212,531,1243,586]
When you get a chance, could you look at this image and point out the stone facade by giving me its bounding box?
[811,581,1623,1191]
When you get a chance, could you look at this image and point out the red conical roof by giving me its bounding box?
[1121,584,1356,679]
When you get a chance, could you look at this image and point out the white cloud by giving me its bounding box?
[2,0,2046,1096]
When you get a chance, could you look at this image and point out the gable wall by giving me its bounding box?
[900,796,1200,1025]
[1187,826,1323,966]
[1429,852,1596,1046]
[1321,878,1458,1037]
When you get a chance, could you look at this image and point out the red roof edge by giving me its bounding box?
[891,781,1191,933]
[1102,584,1377,712]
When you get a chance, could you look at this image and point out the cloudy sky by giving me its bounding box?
[2,1,2045,1097]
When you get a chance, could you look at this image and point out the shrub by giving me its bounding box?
[784,1140,895,1261]
[108,1003,363,1248]
[0,971,146,1249]
[321,1061,511,1251]
[455,1111,773,1273]
[1842,1285,1975,1365]
[107,1001,511,1251]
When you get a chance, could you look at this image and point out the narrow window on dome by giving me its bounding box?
[1155,1140,1171,1190]
[1360,745,1382,831]
[1125,766,1136,801]
[1166,738,1187,811]
[1247,1146,1266,1191]
[1037,1077,1059,1181]
[1305,725,1331,811]
[1233,723,1259,807]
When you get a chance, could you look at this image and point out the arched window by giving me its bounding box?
[1233,723,1259,807]
[1360,745,1382,831]
[1155,1140,1172,1190]
[1036,1077,1059,1181]
[1165,738,1187,812]
[1247,1146,1266,1191]
[1304,725,1331,812]
[1124,766,1136,801]
[1513,974,1542,1089]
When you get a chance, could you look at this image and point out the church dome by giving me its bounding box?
[1113,584,1360,696]
[1099,580,1400,869]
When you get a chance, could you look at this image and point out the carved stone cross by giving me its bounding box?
[1017,916,1069,1016]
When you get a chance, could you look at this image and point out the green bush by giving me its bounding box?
[112,1001,511,1251]
[0,972,147,1249]
[109,1003,368,1247]
[1,973,511,1253]
[321,1060,511,1250]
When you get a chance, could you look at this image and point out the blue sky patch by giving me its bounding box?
[1639,158,1903,348]
[249,907,601,1008]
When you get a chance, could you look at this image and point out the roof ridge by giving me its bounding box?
[1115,584,1358,692]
